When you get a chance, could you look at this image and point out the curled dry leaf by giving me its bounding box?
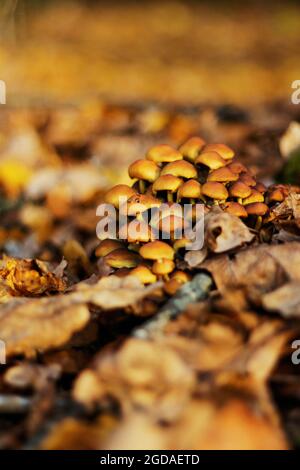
[268,192,300,235]
[185,207,254,267]
[203,242,300,313]
[205,208,254,253]
[0,257,66,297]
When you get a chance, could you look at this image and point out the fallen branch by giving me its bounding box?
[133,272,212,339]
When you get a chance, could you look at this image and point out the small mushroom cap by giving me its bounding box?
[239,172,256,187]
[207,167,238,183]
[203,143,234,160]
[152,175,183,193]
[140,241,174,260]
[152,259,175,276]
[254,182,267,194]
[95,239,124,257]
[119,219,154,243]
[161,160,197,179]
[229,181,252,198]
[158,214,187,234]
[126,194,161,216]
[177,180,201,200]
[268,187,284,202]
[146,144,183,163]
[131,265,157,284]
[245,202,269,216]
[195,151,226,170]
[226,161,248,174]
[202,182,229,200]
[104,248,141,268]
[164,278,182,296]
[224,201,248,218]
[104,184,136,208]
[179,136,206,162]
[149,203,183,227]
[128,159,160,182]
[242,189,264,205]
[173,237,192,252]
[171,270,192,283]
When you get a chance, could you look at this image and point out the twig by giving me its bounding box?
[133,272,212,340]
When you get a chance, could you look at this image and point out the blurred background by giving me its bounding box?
[0,0,299,106]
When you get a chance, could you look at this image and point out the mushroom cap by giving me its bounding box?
[130,265,157,284]
[152,259,175,276]
[126,194,161,216]
[164,278,182,296]
[242,189,264,205]
[149,203,183,226]
[146,144,183,163]
[119,219,154,243]
[158,214,186,234]
[268,187,284,202]
[104,184,136,208]
[245,202,269,216]
[171,270,192,283]
[254,182,267,194]
[179,136,206,162]
[128,159,160,182]
[104,249,141,268]
[239,172,256,187]
[95,239,124,257]
[195,151,226,170]
[224,201,248,218]
[207,167,238,183]
[140,241,174,260]
[226,161,248,174]
[152,175,183,193]
[177,180,201,200]
[203,143,234,160]
[202,182,229,200]
[173,237,192,252]
[161,160,197,179]
[228,181,252,198]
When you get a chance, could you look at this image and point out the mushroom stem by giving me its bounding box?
[139,180,146,194]
[255,216,262,231]
[167,192,173,203]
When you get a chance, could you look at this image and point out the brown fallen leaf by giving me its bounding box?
[73,338,195,422]
[0,257,66,297]
[262,282,300,317]
[1,276,157,358]
[0,301,90,358]
[185,207,254,267]
[202,242,300,309]
[205,207,255,253]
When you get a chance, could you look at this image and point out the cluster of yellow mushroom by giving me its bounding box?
[97,136,282,293]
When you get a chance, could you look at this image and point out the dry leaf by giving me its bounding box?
[262,282,300,317]
[0,276,157,357]
[185,207,254,267]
